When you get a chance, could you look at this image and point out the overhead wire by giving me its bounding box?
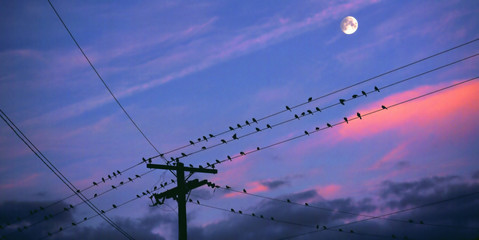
[0,110,135,240]
[146,38,479,160]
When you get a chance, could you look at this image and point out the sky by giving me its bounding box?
[1,0,479,239]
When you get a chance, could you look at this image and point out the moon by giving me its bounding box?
[340,16,358,34]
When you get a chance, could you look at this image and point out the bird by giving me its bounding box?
[266,124,272,129]
[382,105,388,110]
[202,146,206,150]
[374,86,380,92]
[308,97,313,102]
[196,200,200,204]
[142,192,146,196]
[112,185,116,189]
[211,164,216,169]
[315,107,321,112]
[209,134,214,138]
[238,210,243,214]
[148,158,152,163]
[252,213,256,216]
[197,137,201,142]
[243,189,247,193]
[270,217,275,220]
[301,112,306,116]
[136,195,140,198]
[357,112,362,119]
[326,123,332,128]
[128,177,133,182]
[315,127,320,130]
[232,134,238,140]
[339,99,346,105]
[307,110,313,115]
[112,204,117,208]
[221,139,227,144]
[252,118,258,124]
[101,210,105,214]
[245,120,250,126]
[216,159,221,164]
[316,225,319,229]
[256,147,260,150]
[226,185,231,189]
[362,90,367,97]
[59,227,63,231]
[304,130,309,136]
[255,127,261,132]
[236,123,242,129]
[350,230,354,233]
[120,181,124,185]
[227,155,232,161]
[64,207,69,211]
[352,94,358,98]
[339,229,343,232]
[240,152,245,155]
[94,194,98,198]
[231,208,235,212]
[135,174,141,178]
[189,140,195,145]
[344,117,349,124]
[117,170,121,175]
[305,203,309,206]
[181,153,187,157]
[83,217,87,221]
[206,162,211,167]
[295,114,300,120]
[260,215,264,218]
[102,177,105,183]
[69,204,74,209]
[203,136,208,142]
[229,126,234,130]
[287,199,291,203]
[93,182,97,186]
[199,165,203,169]
[108,175,112,180]
[323,226,327,230]
[285,105,291,111]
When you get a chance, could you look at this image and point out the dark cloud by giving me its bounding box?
[261,180,288,190]
[472,170,479,179]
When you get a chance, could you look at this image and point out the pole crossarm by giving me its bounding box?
[147,163,218,174]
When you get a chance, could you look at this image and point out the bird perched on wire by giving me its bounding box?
[112,204,117,209]
[221,139,227,144]
[117,170,121,175]
[357,112,362,119]
[382,105,388,110]
[202,136,208,142]
[255,127,261,132]
[102,177,105,183]
[93,182,97,186]
[362,91,367,97]
[252,118,258,124]
[229,126,234,131]
[304,130,309,136]
[245,120,250,126]
[266,124,272,129]
[374,86,380,92]
[243,189,247,193]
[295,114,300,120]
[307,110,313,115]
[339,99,346,105]
[232,134,238,140]
[308,97,313,102]
[344,117,349,124]
[181,153,187,157]
[286,106,291,111]
[209,134,214,138]
[327,123,332,128]
[189,140,195,145]
[316,107,321,112]
[240,152,246,155]
[227,155,232,161]
[236,123,242,129]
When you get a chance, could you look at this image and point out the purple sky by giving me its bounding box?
[1,1,479,239]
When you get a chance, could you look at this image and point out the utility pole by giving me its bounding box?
[147,162,217,240]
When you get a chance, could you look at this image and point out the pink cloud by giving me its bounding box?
[0,173,40,190]
[369,141,409,170]
[224,181,268,198]
[315,184,341,198]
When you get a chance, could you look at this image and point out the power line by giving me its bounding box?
[0,110,135,240]
[169,53,479,162]
[146,38,479,160]
[278,190,479,240]
[214,183,479,231]
[182,76,478,171]
[46,0,166,160]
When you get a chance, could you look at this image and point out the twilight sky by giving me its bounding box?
[1,0,479,239]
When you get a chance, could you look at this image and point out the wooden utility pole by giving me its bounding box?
[147,162,217,240]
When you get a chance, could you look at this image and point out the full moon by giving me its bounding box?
[340,16,358,34]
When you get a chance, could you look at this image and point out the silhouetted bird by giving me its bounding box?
[315,127,320,130]
[199,165,203,169]
[136,195,140,198]
[148,158,152,163]
[229,126,234,131]
[323,226,327,230]
[108,175,112,180]
[94,194,98,198]
[196,200,200,204]
[308,97,313,102]
[143,157,147,162]
[420,220,424,224]
[189,140,195,145]
[304,130,309,136]
[197,137,201,142]
[227,155,232,161]
[102,177,105,183]
[64,207,68,211]
[231,208,235,212]
[255,127,261,132]
[295,114,300,120]
[72,222,76,226]
[382,105,388,110]
[232,134,238,140]
[252,118,258,124]
[93,182,97,186]
[339,229,343,232]
[301,112,306,116]
[271,217,274,220]
[243,189,247,193]
[352,94,358,98]
[216,159,221,164]
[128,177,133,182]
[211,164,216,169]
[236,123,242,129]
[357,112,362,119]
[266,124,272,129]
[209,134,214,138]
[260,215,264,218]
[257,147,260,150]
[206,162,211,167]
[120,182,124,185]
[202,146,206,150]
[181,153,187,157]
[252,213,256,216]
[339,99,346,105]
[59,227,63,231]
[344,117,349,124]
[112,204,117,208]
[287,199,291,203]
[112,185,116,189]
[326,123,332,128]
[69,204,74,209]
[226,185,231,189]
[135,174,141,178]
[142,192,146,196]
[305,203,309,206]
[362,90,367,97]
[117,170,121,175]
[100,210,105,214]
[221,139,227,144]
[316,225,319,229]
[171,179,175,183]
[77,190,81,193]
[316,107,321,112]
[307,110,313,115]
[286,105,291,111]
[240,151,245,155]
[202,136,208,142]
[84,217,87,221]
[374,86,380,92]
[245,120,250,126]
[238,210,243,214]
